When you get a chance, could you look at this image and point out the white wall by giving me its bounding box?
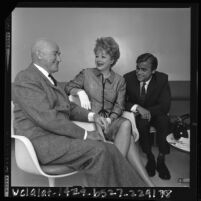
[12,7,190,82]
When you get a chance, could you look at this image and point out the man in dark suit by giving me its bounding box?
[124,53,171,180]
[12,38,146,187]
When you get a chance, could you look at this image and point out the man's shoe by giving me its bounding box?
[145,155,156,177]
[156,157,171,180]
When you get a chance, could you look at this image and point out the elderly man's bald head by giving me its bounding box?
[31,38,61,74]
[31,38,59,60]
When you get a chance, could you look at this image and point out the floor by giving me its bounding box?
[11,140,190,187]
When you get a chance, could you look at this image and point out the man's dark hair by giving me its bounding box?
[136,53,158,70]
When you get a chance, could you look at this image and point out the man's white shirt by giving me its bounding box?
[131,77,152,113]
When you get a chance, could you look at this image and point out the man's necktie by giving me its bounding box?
[139,82,146,105]
[48,74,57,86]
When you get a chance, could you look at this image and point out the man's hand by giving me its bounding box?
[136,105,151,121]
[87,130,105,141]
[77,90,91,110]
[93,113,109,131]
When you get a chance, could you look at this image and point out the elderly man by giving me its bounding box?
[12,38,146,187]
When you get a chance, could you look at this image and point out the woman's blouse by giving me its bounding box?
[65,68,126,121]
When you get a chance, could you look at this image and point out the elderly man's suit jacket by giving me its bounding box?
[12,63,90,164]
[124,71,171,117]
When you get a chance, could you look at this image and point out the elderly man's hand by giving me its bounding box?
[93,113,109,131]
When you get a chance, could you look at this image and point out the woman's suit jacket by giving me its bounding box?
[124,70,171,117]
[12,63,90,164]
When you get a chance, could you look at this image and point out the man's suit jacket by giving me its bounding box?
[12,63,90,164]
[124,71,171,117]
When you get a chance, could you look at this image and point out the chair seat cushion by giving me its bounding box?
[41,165,75,175]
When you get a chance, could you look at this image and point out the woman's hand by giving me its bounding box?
[77,90,91,110]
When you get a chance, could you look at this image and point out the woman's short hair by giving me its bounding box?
[136,53,158,70]
[94,37,120,67]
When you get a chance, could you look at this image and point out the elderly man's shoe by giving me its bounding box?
[156,157,171,180]
[145,154,156,177]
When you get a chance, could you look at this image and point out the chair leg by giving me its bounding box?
[48,178,55,187]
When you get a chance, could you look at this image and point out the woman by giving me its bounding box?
[65,37,154,187]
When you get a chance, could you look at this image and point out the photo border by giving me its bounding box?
[4,2,199,200]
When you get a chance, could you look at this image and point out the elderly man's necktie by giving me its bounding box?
[139,82,146,105]
[48,74,57,86]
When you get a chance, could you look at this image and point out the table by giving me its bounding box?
[166,130,190,184]
[166,130,190,152]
